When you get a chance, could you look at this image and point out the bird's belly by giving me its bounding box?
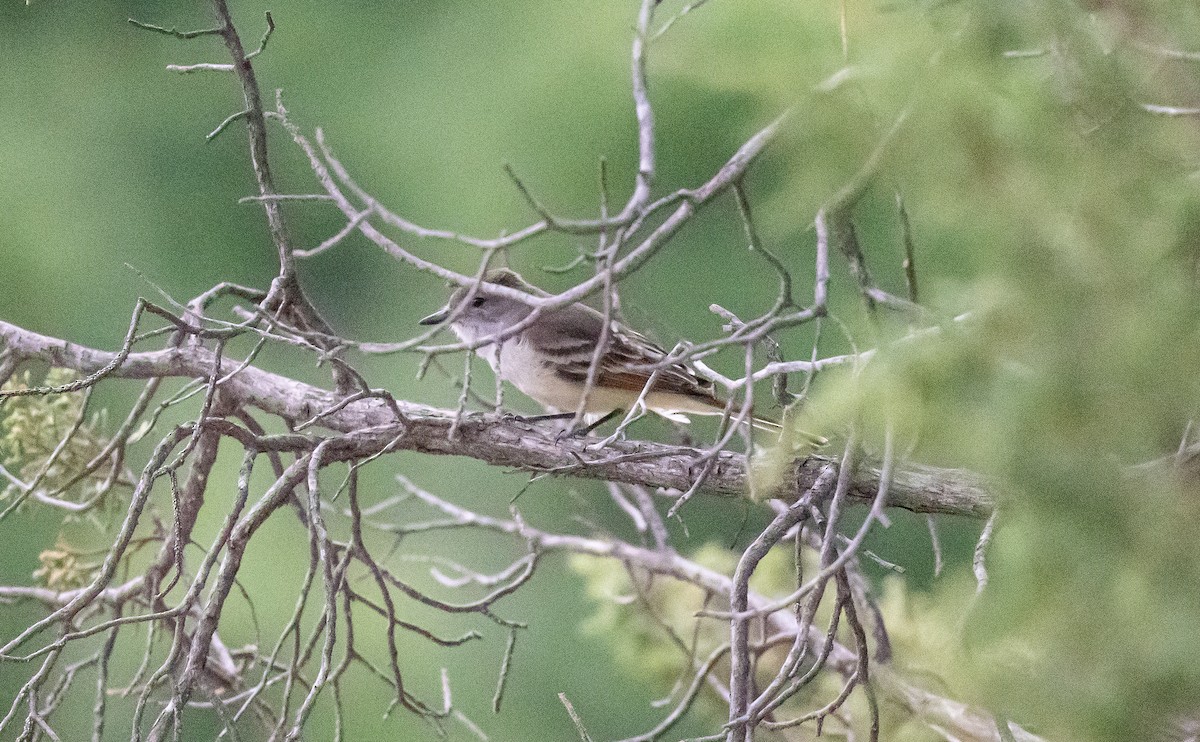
[495,340,626,414]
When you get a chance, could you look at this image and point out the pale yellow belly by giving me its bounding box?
[492,338,720,422]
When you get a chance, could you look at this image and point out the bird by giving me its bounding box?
[419,268,825,444]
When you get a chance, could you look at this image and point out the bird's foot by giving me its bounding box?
[552,417,609,443]
[560,409,625,445]
[498,410,573,424]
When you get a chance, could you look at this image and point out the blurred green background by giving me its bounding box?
[4,0,1200,740]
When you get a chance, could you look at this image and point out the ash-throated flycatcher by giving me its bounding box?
[420,269,824,443]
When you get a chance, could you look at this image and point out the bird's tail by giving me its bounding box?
[748,415,828,447]
[674,395,827,446]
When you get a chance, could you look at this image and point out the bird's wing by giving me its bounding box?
[526,305,720,405]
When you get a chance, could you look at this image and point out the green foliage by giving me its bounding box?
[791,4,1200,736]
[32,537,103,591]
[0,369,113,516]
[663,2,1200,737]
[571,546,738,688]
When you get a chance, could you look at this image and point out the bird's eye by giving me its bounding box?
[471,297,486,308]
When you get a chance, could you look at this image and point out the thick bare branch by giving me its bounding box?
[0,318,994,518]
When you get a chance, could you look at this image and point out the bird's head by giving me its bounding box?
[419,268,539,343]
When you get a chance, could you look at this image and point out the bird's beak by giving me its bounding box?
[419,306,451,326]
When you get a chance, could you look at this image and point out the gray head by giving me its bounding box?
[418,269,538,343]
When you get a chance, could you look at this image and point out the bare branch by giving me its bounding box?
[0,318,997,517]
